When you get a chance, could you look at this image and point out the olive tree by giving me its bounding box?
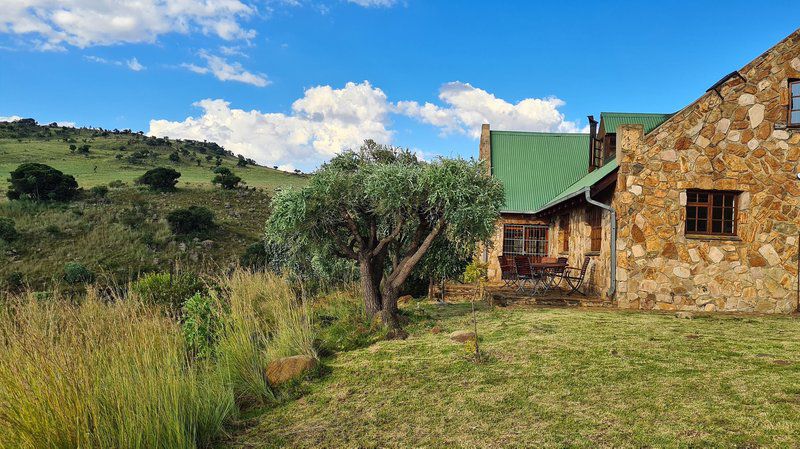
[266,141,503,331]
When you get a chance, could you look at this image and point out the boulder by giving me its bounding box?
[449,330,477,343]
[675,311,694,319]
[266,355,317,386]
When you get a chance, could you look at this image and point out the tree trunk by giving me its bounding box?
[359,258,382,318]
[380,283,407,339]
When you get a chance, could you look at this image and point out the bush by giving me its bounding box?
[3,271,24,292]
[182,293,223,359]
[211,167,242,190]
[136,167,180,191]
[130,272,205,311]
[7,163,79,201]
[108,180,126,189]
[240,242,268,270]
[0,218,18,242]
[63,262,95,285]
[89,185,109,198]
[169,152,180,163]
[166,206,215,235]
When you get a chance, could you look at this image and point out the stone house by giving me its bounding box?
[481,28,800,313]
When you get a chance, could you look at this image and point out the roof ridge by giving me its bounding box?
[600,112,674,116]
[490,131,589,136]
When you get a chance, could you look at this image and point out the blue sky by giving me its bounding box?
[1,0,797,171]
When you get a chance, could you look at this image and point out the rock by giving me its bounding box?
[430,326,441,334]
[266,355,317,386]
[748,104,765,129]
[178,242,187,252]
[758,244,781,267]
[675,311,693,319]
[673,266,691,279]
[200,239,214,249]
[449,330,477,343]
[397,295,413,305]
[708,247,725,264]
[737,93,755,106]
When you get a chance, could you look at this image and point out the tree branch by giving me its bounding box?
[390,220,446,289]
[371,216,404,257]
[342,210,366,252]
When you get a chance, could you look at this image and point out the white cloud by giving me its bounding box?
[84,54,145,71]
[0,116,74,127]
[126,57,144,71]
[0,115,23,122]
[182,51,268,87]
[148,81,393,170]
[0,0,257,49]
[347,0,398,7]
[396,82,587,137]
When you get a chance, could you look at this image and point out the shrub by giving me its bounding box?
[7,163,79,201]
[63,262,95,285]
[135,167,180,191]
[166,206,215,235]
[211,167,242,190]
[89,185,109,198]
[3,271,24,292]
[169,152,180,163]
[240,242,268,270]
[130,272,205,311]
[108,180,126,189]
[0,218,18,242]
[182,293,223,359]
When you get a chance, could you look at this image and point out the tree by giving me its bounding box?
[237,154,247,167]
[136,167,180,191]
[266,140,503,332]
[211,166,242,189]
[69,144,77,153]
[167,206,215,235]
[169,151,180,163]
[7,163,79,201]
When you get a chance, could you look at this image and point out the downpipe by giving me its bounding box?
[584,189,617,298]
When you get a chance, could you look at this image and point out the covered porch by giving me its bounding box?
[435,282,612,308]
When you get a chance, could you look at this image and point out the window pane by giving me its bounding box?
[792,82,800,97]
[724,195,734,207]
[698,207,708,219]
[712,221,722,233]
[687,192,697,203]
[723,221,733,234]
[792,111,800,125]
[687,207,696,219]
[723,208,734,222]
[687,220,696,232]
[697,220,707,232]
[713,194,722,206]
[697,193,708,203]
[712,208,722,220]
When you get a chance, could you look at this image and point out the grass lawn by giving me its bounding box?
[233,303,800,448]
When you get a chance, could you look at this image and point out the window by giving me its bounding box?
[503,225,548,259]
[685,190,738,236]
[587,208,602,252]
[791,80,800,127]
[560,214,570,253]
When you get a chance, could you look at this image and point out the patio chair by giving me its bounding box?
[547,257,569,290]
[514,256,545,294]
[498,256,518,288]
[563,256,591,296]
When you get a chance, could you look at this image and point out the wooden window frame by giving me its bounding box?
[685,190,738,237]
[790,79,800,128]
[502,224,549,258]
[586,208,602,253]
[560,214,570,253]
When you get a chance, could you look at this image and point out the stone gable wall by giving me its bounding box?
[613,31,800,313]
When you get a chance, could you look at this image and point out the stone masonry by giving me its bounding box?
[613,31,800,313]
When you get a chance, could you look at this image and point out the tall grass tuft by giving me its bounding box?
[0,290,235,449]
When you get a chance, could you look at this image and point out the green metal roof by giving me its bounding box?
[490,131,589,213]
[535,158,619,213]
[600,112,673,134]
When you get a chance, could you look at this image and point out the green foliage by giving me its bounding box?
[77,144,90,154]
[240,242,268,270]
[63,262,95,285]
[168,151,180,163]
[0,217,18,242]
[130,272,205,311]
[182,293,222,359]
[166,206,215,235]
[108,180,126,189]
[211,166,242,190]
[7,163,79,201]
[3,271,24,292]
[462,259,488,284]
[135,167,181,191]
[314,290,383,354]
[89,185,109,198]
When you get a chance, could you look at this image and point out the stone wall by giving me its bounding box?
[549,205,613,297]
[613,30,800,313]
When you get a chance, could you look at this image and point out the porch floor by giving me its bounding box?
[437,283,613,308]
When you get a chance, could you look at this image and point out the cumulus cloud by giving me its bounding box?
[148,81,393,170]
[126,57,144,71]
[0,0,256,49]
[0,115,23,122]
[396,81,586,137]
[182,51,268,87]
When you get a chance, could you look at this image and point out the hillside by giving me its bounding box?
[0,119,309,290]
[0,119,308,196]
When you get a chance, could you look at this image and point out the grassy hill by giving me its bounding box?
[0,119,308,196]
[0,119,309,290]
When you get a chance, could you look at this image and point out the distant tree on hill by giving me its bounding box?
[69,144,76,153]
[211,167,242,190]
[77,144,90,154]
[237,155,248,167]
[167,206,215,235]
[7,163,79,201]
[169,151,180,163]
[136,167,180,191]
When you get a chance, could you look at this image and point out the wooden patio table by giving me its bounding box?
[528,261,568,294]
